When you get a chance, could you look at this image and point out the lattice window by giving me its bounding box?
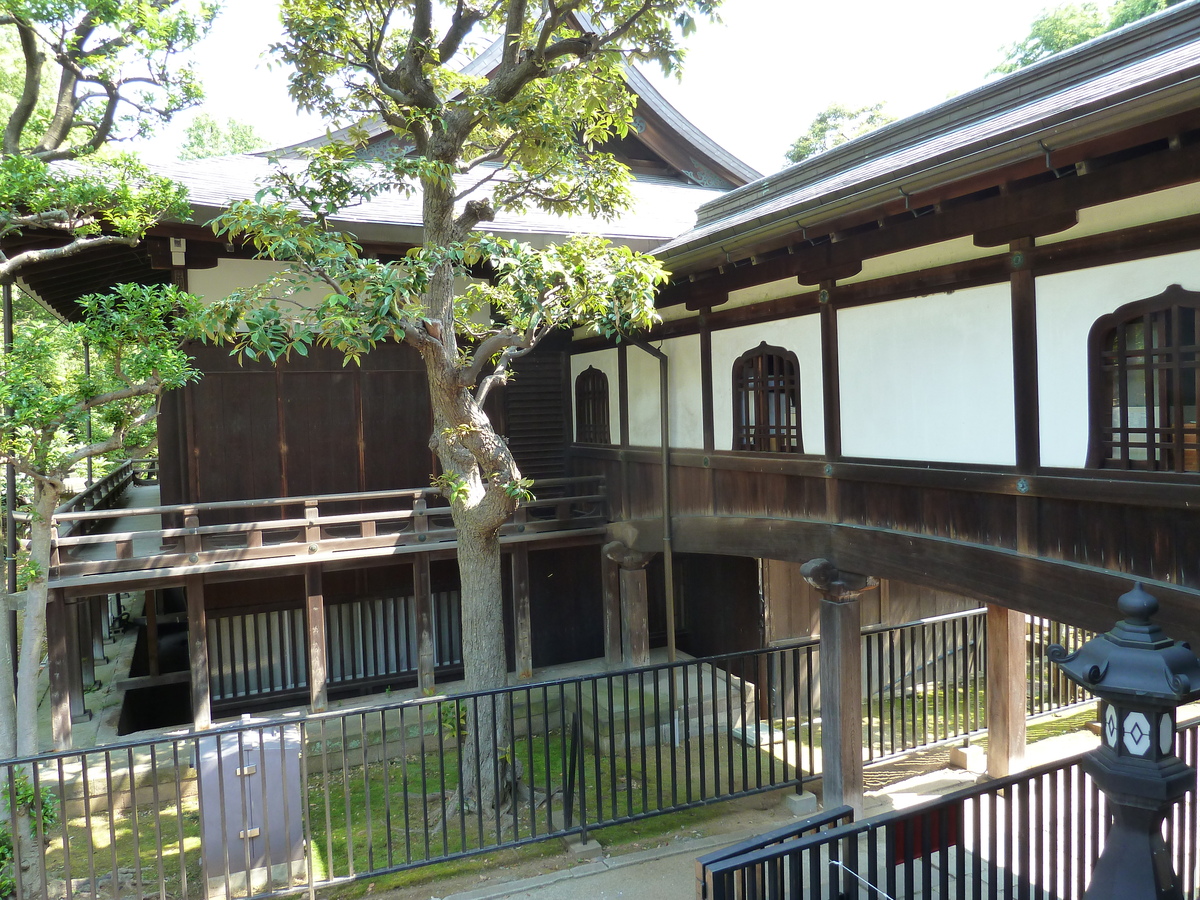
[1088,285,1200,473]
[575,366,611,444]
[733,343,802,453]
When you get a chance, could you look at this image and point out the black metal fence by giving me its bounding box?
[0,608,1100,900]
[1,643,817,900]
[697,716,1200,900]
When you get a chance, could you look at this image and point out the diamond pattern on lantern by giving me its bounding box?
[1105,705,1118,748]
[1123,711,1151,756]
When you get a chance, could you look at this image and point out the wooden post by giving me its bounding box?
[90,596,107,665]
[145,588,160,677]
[511,545,533,680]
[305,565,327,712]
[65,600,90,723]
[603,542,654,667]
[184,574,211,730]
[601,551,622,667]
[986,604,1027,777]
[46,589,72,750]
[414,553,435,691]
[802,559,878,816]
[183,511,211,729]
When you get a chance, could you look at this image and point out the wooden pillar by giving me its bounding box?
[511,545,533,680]
[414,553,435,691]
[601,551,622,667]
[603,541,654,667]
[986,604,1027,777]
[46,589,72,750]
[183,509,211,729]
[802,558,878,816]
[145,588,160,677]
[90,596,107,665]
[305,565,327,712]
[185,574,211,730]
[66,600,90,723]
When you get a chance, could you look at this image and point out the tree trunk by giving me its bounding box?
[5,481,55,895]
[455,520,514,811]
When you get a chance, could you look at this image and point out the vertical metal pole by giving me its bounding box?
[3,281,16,678]
[84,341,93,486]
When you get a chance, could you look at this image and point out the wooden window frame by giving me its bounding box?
[574,366,611,444]
[1087,284,1200,474]
[732,342,803,453]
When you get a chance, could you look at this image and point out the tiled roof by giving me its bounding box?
[150,155,725,249]
[656,1,1200,267]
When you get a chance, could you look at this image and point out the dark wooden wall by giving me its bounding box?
[160,340,433,506]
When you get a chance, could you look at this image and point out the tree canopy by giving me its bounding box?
[994,0,1179,73]
[786,102,895,165]
[178,113,265,159]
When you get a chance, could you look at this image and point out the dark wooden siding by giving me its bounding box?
[503,346,569,482]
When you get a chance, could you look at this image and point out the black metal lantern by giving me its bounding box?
[1049,583,1200,900]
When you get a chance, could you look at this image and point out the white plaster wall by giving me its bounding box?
[1041,181,1200,246]
[627,344,661,446]
[666,335,703,449]
[624,336,704,448]
[710,316,824,454]
[841,236,996,286]
[570,349,621,444]
[839,284,1016,464]
[1037,249,1200,468]
[188,258,294,303]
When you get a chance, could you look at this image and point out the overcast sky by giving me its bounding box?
[137,0,1067,175]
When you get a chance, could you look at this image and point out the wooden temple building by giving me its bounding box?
[10,3,1200,806]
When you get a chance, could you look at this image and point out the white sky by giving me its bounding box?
[137,0,1065,175]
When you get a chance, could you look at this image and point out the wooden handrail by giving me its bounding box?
[47,476,609,592]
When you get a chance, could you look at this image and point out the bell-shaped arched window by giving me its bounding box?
[733,343,802,453]
[1088,284,1200,472]
[575,366,611,444]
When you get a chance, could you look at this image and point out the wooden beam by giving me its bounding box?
[304,564,327,712]
[414,553,435,691]
[511,545,533,680]
[115,671,190,691]
[986,605,1027,777]
[185,573,211,730]
[974,211,1077,247]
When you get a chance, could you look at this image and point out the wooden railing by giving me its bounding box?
[52,460,136,539]
[48,476,607,594]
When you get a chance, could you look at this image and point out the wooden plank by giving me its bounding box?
[305,564,327,711]
[819,595,864,815]
[511,544,532,679]
[986,604,1027,777]
[185,574,211,729]
[414,553,435,691]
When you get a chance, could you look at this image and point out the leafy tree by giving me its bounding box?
[178,113,265,159]
[786,102,895,164]
[0,0,215,885]
[994,0,1179,73]
[193,0,716,811]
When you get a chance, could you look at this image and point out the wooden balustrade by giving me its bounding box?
[47,476,608,595]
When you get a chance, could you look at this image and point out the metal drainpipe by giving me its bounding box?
[84,341,93,485]
[3,281,17,677]
[630,338,675,663]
